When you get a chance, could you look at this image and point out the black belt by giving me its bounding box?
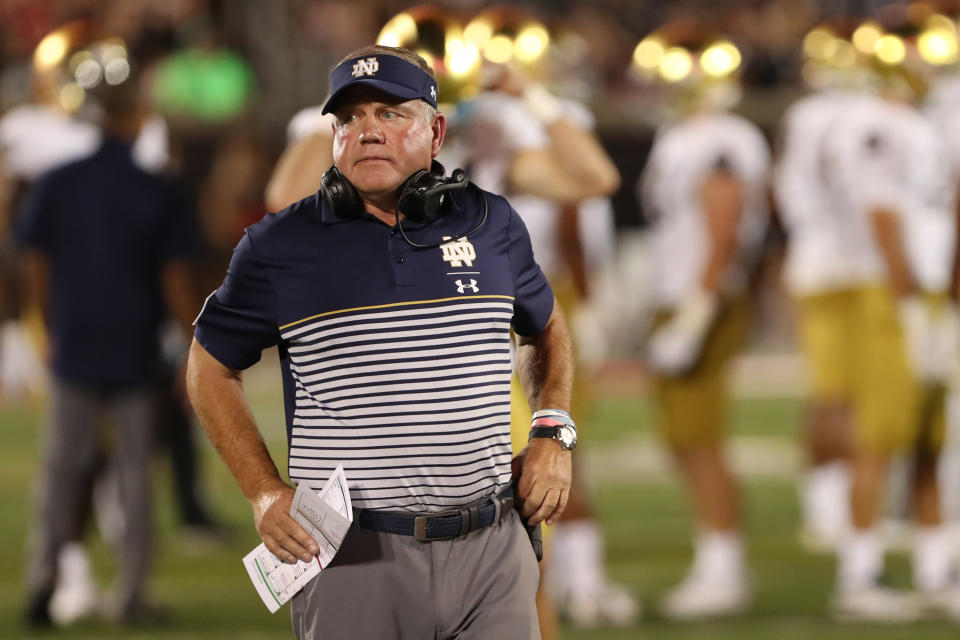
[358,487,514,542]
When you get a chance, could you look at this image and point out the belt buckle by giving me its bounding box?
[413,509,462,542]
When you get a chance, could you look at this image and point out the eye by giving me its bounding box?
[337,113,358,127]
[381,110,399,120]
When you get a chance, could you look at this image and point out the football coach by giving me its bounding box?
[186,44,575,639]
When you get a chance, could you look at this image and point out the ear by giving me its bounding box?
[430,112,447,158]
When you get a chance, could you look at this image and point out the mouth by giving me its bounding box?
[356,157,391,165]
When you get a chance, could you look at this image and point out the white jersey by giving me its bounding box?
[822,96,956,292]
[0,103,169,180]
[639,111,770,307]
[775,90,868,294]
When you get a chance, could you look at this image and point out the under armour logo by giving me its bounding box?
[456,279,479,294]
[352,57,379,77]
[430,85,437,100]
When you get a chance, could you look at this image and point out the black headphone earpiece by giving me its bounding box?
[396,160,468,222]
[320,166,364,220]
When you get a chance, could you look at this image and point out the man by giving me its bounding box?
[774,77,864,552]
[187,45,574,640]
[923,55,960,556]
[18,42,198,626]
[457,49,636,628]
[636,28,770,619]
[820,62,960,621]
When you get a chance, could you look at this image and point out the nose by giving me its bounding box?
[359,122,384,143]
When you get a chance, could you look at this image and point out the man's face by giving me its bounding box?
[331,85,445,203]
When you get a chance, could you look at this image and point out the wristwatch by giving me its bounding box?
[528,410,578,451]
[529,424,578,450]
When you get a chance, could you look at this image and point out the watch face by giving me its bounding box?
[558,425,577,450]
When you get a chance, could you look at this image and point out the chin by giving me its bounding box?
[352,171,403,195]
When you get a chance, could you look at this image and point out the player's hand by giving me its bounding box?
[932,303,960,382]
[901,298,960,383]
[511,438,572,526]
[250,480,319,564]
[646,290,718,375]
[482,61,527,96]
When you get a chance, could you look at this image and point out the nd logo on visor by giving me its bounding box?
[352,57,379,78]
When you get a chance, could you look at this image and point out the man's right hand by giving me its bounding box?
[251,480,319,564]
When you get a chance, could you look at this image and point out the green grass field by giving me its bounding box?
[0,363,957,639]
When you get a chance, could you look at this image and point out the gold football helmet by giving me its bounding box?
[851,2,959,99]
[33,21,134,113]
[377,5,480,105]
[630,20,744,113]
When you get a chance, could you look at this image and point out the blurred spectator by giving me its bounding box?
[17,40,200,626]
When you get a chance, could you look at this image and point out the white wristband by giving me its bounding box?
[531,408,571,421]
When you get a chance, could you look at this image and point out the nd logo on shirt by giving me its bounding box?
[440,236,476,267]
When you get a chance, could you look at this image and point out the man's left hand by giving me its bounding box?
[511,438,572,526]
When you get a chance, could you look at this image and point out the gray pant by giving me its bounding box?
[26,377,155,614]
[291,508,540,640]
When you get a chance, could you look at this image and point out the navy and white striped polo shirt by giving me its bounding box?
[194,185,554,512]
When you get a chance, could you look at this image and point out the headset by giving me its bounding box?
[319,160,488,248]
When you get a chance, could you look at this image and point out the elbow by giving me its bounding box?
[593,166,621,198]
[569,162,621,202]
[264,182,287,214]
[566,170,621,203]
[586,156,622,198]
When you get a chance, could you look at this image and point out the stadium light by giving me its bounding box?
[633,36,665,72]
[852,21,883,54]
[659,47,692,82]
[514,24,549,63]
[700,40,741,78]
[875,34,906,64]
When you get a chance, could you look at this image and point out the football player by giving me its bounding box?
[457,6,638,629]
[920,4,960,567]
[819,6,960,621]
[634,21,770,619]
[774,20,866,553]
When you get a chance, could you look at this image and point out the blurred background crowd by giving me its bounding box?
[5,0,960,637]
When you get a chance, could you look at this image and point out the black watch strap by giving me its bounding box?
[529,426,561,440]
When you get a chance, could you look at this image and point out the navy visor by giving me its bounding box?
[322,53,438,114]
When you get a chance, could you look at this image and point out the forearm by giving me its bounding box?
[515,301,574,412]
[513,83,619,199]
[543,119,621,196]
[264,132,334,212]
[186,338,285,502]
[870,209,916,297]
[699,173,744,295]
